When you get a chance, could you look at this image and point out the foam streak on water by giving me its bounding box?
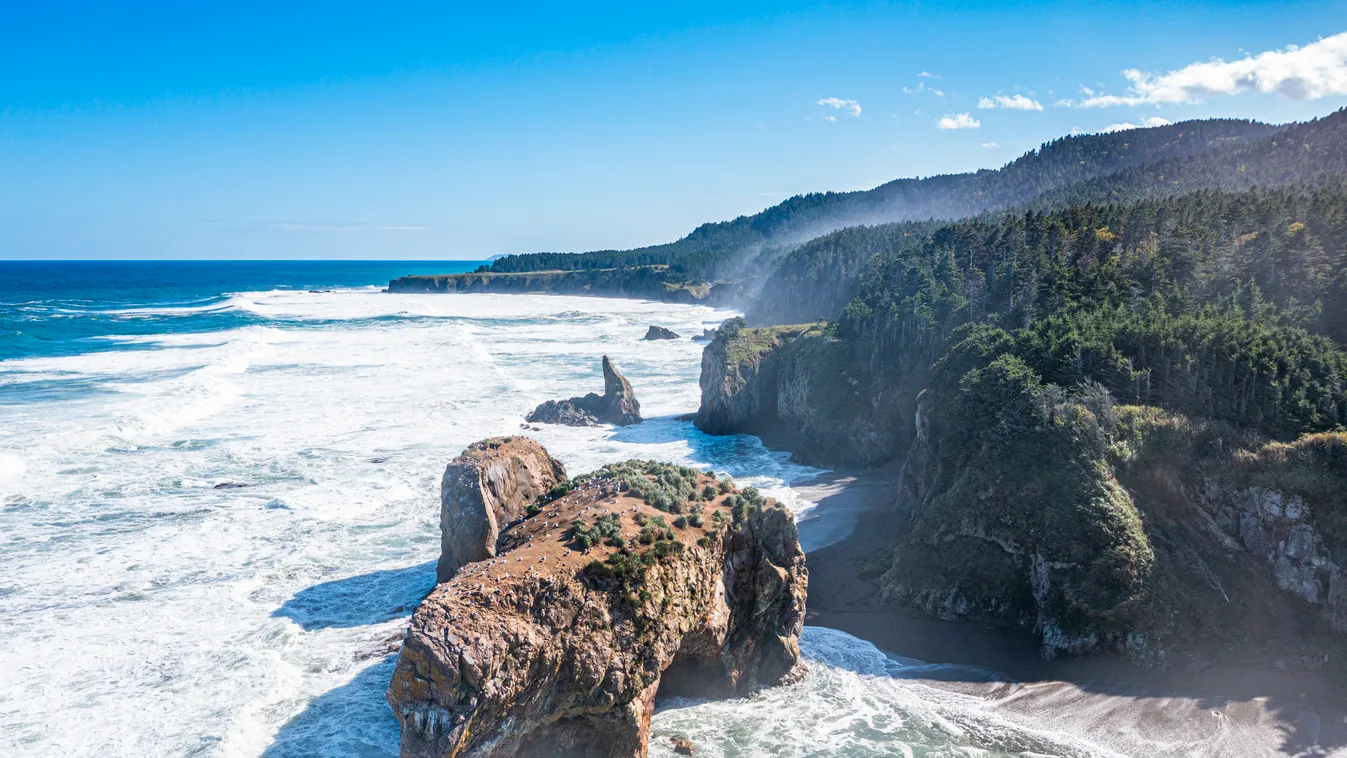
[0,287,1137,758]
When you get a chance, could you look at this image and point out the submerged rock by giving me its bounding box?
[643,325,680,340]
[437,436,567,583]
[389,444,807,758]
[526,355,643,427]
[671,736,696,755]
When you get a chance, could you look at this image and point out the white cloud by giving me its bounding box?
[903,81,945,97]
[977,94,1045,111]
[937,113,981,130]
[816,97,862,117]
[1074,31,1347,107]
[822,114,837,122]
[981,142,1000,148]
[918,71,943,79]
[1142,116,1171,126]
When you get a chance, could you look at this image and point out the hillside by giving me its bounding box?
[485,118,1281,282]
[752,108,1347,325]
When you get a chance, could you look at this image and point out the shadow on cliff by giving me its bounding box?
[261,655,400,758]
[272,561,436,630]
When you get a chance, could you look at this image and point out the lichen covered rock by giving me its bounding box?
[437,437,568,583]
[389,453,806,758]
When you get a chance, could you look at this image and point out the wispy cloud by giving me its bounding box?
[981,141,1000,148]
[977,94,1044,111]
[918,71,943,79]
[1099,116,1172,133]
[937,113,981,130]
[903,81,945,97]
[1066,31,1347,107]
[816,97,862,117]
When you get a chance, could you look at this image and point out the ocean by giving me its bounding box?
[0,261,1154,757]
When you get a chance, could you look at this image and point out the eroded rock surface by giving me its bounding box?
[390,450,806,758]
[437,437,568,583]
[527,355,643,427]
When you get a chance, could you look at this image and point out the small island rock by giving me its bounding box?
[643,325,681,340]
[526,356,643,426]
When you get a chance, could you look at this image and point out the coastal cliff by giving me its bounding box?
[693,318,903,467]
[387,267,739,305]
[693,324,1347,671]
[388,443,807,758]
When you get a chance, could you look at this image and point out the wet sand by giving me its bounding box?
[793,467,1347,757]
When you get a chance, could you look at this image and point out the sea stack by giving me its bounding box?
[436,436,568,583]
[643,325,680,340]
[388,440,807,758]
[526,355,643,426]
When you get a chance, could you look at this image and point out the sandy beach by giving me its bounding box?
[793,468,1347,757]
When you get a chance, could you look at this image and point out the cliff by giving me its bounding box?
[693,324,1347,673]
[437,437,568,583]
[888,382,1347,667]
[387,267,738,305]
[693,318,903,467]
[388,446,807,758]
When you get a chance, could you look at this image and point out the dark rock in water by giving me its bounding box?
[213,482,248,489]
[643,325,680,340]
[525,399,600,427]
[308,289,333,293]
[691,328,717,342]
[526,356,643,427]
[672,736,696,755]
[673,412,697,422]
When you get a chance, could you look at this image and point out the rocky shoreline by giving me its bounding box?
[797,465,1347,755]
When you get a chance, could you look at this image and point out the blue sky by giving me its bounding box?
[3,1,1347,260]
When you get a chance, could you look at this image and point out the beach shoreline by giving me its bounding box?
[792,467,1347,756]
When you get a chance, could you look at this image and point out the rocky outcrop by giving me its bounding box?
[389,450,807,758]
[437,437,568,583]
[527,356,643,427]
[694,318,899,467]
[691,328,717,342]
[643,325,680,340]
[879,388,1347,667]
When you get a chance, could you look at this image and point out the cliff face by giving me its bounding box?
[437,437,568,583]
[693,319,901,467]
[387,268,740,306]
[389,448,807,758]
[883,378,1347,667]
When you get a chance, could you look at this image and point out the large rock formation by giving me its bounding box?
[437,437,568,583]
[643,325,680,340]
[527,355,643,427]
[389,449,807,758]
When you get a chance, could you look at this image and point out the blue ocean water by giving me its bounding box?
[0,260,482,361]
